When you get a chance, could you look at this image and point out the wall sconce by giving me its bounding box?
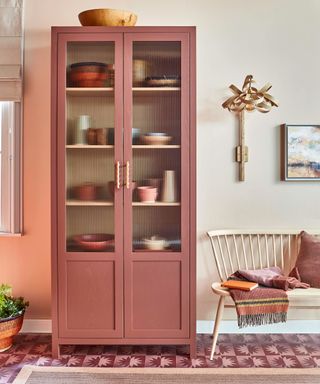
[222,75,278,181]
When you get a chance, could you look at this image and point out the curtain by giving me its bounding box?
[0,0,23,101]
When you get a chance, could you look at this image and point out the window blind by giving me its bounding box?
[0,0,22,101]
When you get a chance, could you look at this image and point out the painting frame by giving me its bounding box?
[281,124,320,181]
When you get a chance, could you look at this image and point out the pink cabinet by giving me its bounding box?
[51,26,196,358]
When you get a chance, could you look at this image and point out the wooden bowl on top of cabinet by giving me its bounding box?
[78,8,137,27]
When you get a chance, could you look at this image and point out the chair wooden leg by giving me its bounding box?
[210,296,225,360]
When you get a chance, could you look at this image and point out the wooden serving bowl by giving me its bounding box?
[78,8,137,26]
[73,234,114,251]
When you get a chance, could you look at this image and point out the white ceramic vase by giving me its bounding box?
[161,170,177,202]
[74,115,91,144]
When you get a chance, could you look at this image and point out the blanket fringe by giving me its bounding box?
[238,312,287,328]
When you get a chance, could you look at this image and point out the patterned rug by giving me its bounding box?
[13,367,320,384]
[0,333,320,383]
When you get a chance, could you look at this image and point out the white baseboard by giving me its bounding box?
[197,320,320,334]
[21,319,52,333]
[22,319,320,334]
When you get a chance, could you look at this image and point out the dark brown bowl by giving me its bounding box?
[73,233,114,251]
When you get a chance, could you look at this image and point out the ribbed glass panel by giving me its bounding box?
[131,41,182,252]
[65,42,115,252]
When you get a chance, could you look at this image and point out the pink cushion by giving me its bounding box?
[294,231,320,288]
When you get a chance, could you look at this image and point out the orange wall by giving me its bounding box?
[0,17,52,319]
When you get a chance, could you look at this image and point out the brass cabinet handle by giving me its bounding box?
[125,161,130,189]
[115,161,121,189]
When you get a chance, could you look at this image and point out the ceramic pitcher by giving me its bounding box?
[161,170,177,202]
[74,115,91,144]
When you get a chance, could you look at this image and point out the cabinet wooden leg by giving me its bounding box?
[189,339,197,359]
[210,296,225,360]
[51,339,60,359]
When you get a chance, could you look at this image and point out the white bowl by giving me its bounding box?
[143,236,168,250]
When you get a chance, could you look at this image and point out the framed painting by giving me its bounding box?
[281,124,320,181]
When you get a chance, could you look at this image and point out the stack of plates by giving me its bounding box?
[141,132,172,145]
[145,75,181,87]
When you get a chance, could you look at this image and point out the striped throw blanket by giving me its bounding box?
[228,270,289,328]
[229,285,289,328]
[228,266,310,328]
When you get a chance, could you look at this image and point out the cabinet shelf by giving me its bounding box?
[132,144,180,149]
[66,145,179,149]
[66,145,114,149]
[66,87,180,96]
[66,200,114,206]
[66,87,114,96]
[133,87,181,94]
[132,202,180,206]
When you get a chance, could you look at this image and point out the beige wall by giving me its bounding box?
[0,0,319,320]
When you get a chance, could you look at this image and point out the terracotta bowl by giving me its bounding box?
[73,233,114,251]
[68,61,111,87]
[73,183,97,201]
[78,8,137,27]
[69,62,109,87]
[0,314,24,352]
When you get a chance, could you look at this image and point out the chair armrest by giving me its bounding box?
[211,282,231,297]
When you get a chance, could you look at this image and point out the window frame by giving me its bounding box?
[0,101,22,235]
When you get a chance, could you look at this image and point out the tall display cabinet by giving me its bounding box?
[51,26,196,357]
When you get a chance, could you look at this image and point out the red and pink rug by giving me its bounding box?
[0,333,320,383]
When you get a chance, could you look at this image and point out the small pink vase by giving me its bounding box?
[137,186,157,203]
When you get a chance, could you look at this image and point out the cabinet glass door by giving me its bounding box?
[127,41,186,253]
[57,33,123,338]
[123,33,190,338]
[61,39,122,254]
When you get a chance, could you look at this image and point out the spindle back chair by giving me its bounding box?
[206,229,320,360]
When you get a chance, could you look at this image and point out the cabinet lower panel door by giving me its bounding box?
[59,260,122,338]
[125,259,189,338]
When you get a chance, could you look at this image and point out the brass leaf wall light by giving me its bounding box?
[222,75,278,181]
